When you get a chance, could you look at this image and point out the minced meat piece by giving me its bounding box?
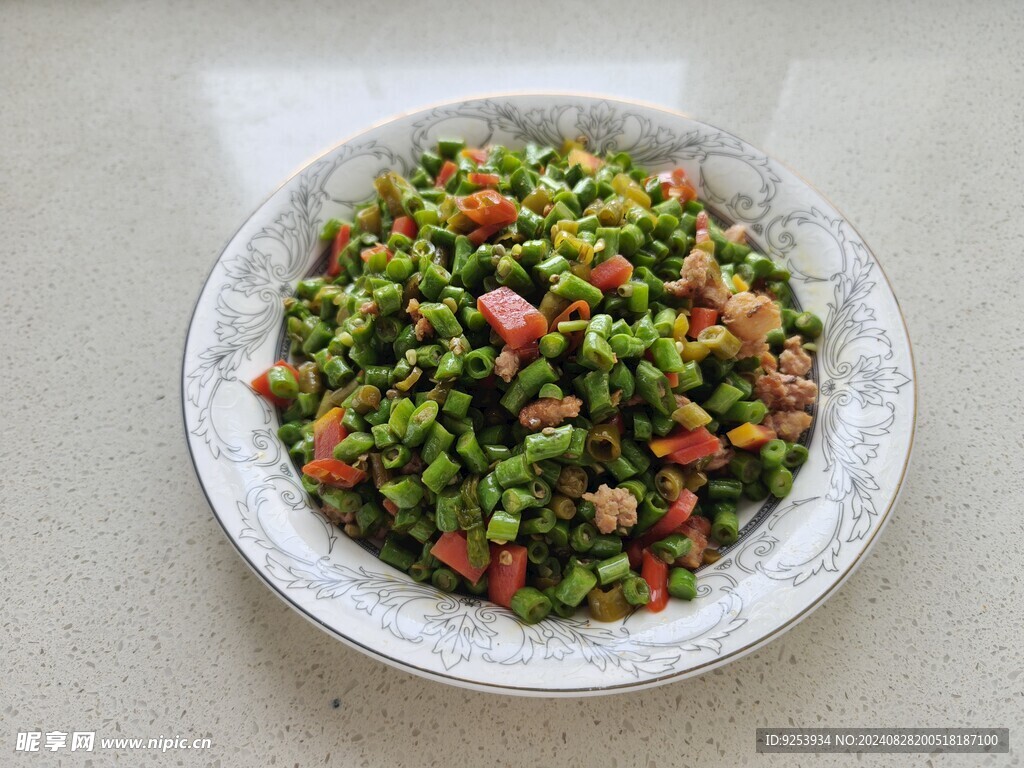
[359,300,379,316]
[722,291,781,343]
[702,437,734,472]
[663,250,731,311]
[494,345,520,383]
[677,516,710,568]
[414,316,434,341]
[760,351,778,373]
[723,224,747,244]
[518,396,582,430]
[739,337,769,359]
[321,505,356,526]
[763,410,813,442]
[754,371,818,411]
[398,453,425,476]
[405,298,422,322]
[779,335,812,376]
[582,484,639,535]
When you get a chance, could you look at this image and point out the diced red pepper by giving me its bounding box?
[390,216,417,239]
[665,372,679,388]
[312,407,348,460]
[726,422,778,450]
[251,359,300,407]
[467,172,500,187]
[457,190,518,227]
[382,499,399,516]
[327,224,351,277]
[638,489,697,548]
[657,168,698,202]
[641,549,669,613]
[477,286,549,349]
[665,437,722,466]
[549,299,592,353]
[549,299,591,331]
[648,426,717,458]
[430,531,489,584]
[435,160,458,188]
[588,254,634,291]
[301,458,366,488]
[687,307,719,338]
[461,147,489,165]
[487,543,528,609]
[467,220,506,246]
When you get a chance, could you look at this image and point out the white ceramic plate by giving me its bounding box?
[182,94,915,696]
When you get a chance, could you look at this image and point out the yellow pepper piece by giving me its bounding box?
[313,407,345,433]
[732,273,750,292]
[726,422,776,450]
[672,312,690,341]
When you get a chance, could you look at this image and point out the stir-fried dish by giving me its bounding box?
[253,139,820,623]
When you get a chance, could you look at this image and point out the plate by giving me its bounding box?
[182,94,915,695]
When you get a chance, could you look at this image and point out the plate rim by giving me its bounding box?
[180,91,918,696]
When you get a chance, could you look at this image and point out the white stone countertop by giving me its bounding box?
[3,1,1022,765]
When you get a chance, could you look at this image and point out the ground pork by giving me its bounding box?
[723,224,747,244]
[359,300,379,316]
[405,298,422,322]
[694,210,711,243]
[739,338,769,359]
[779,335,812,376]
[582,484,639,534]
[398,453,425,476]
[759,351,778,373]
[518,395,582,431]
[320,505,355,527]
[414,316,433,341]
[763,410,813,442]
[514,342,540,365]
[754,371,818,411]
[677,516,711,568]
[494,345,520,383]
[702,437,734,472]
[663,250,731,311]
[722,291,781,342]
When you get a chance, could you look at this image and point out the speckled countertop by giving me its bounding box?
[3,1,1022,765]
